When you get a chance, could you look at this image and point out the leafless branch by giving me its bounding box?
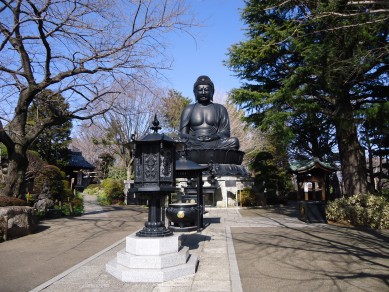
[0,0,198,195]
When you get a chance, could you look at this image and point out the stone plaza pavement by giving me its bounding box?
[28,202,389,292]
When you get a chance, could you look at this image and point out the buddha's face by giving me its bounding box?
[195,84,213,104]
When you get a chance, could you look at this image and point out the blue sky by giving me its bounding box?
[163,0,246,102]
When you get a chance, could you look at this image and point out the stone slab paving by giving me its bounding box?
[31,206,315,292]
[5,201,386,292]
[233,208,389,292]
[32,208,243,292]
[0,196,148,292]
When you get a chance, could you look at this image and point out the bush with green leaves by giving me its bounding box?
[61,192,84,216]
[97,178,125,205]
[107,166,127,180]
[83,184,100,196]
[240,188,255,207]
[33,165,71,202]
[377,189,389,200]
[326,193,389,229]
[265,191,288,205]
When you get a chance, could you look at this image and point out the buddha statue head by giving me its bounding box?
[193,75,214,103]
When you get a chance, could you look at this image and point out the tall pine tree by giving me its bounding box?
[227,0,388,195]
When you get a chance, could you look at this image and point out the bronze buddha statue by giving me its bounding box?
[179,75,239,150]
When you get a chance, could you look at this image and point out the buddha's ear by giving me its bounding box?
[193,90,199,101]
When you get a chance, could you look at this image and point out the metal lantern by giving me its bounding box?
[133,117,176,192]
[132,115,177,237]
[173,154,208,231]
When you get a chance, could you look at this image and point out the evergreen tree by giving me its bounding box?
[289,112,337,162]
[226,0,388,195]
[160,89,191,134]
[359,102,389,191]
[29,90,72,168]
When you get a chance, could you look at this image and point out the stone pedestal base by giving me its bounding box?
[216,176,253,207]
[0,206,38,241]
[106,233,198,282]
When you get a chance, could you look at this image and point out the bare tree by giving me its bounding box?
[0,0,195,197]
[73,80,161,180]
[213,92,266,166]
[71,124,105,167]
[96,82,161,180]
[227,101,266,165]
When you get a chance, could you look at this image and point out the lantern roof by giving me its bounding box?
[136,115,176,143]
[137,132,176,143]
[176,156,208,172]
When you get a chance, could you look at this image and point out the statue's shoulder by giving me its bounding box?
[213,102,228,112]
[187,103,196,108]
[182,103,195,111]
[181,104,195,117]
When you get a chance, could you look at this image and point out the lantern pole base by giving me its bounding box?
[136,193,173,237]
[136,226,173,237]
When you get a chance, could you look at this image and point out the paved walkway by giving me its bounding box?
[0,195,148,292]
[234,209,389,292]
[1,197,388,292]
[29,207,304,292]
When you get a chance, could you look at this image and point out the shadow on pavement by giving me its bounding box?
[203,217,221,228]
[239,201,299,219]
[0,204,149,292]
[181,233,212,250]
[232,223,389,291]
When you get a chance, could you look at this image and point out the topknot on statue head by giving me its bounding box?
[193,75,215,97]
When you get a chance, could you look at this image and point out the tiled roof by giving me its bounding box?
[290,157,337,173]
[68,151,95,170]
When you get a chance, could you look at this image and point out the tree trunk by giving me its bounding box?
[334,100,368,196]
[378,154,383,192]
[364,127,375,192]
[1,147,28,198]
[126,155,134,181]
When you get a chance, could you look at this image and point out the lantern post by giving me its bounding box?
[106,119,199,283]
[132,115,177,237]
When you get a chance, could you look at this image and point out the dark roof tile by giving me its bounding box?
[68,151,95,169]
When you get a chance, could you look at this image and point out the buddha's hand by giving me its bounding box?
[197,135,211,141]
[197,135,220,142]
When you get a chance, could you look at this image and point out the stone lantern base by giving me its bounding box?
[106,233,198,282]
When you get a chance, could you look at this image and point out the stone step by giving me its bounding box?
[106,254,198,283]
[125,233,181,256]
[117,246,189,269]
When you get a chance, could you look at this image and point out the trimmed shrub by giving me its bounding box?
[33,165,68,202]
[84,184,99,194]
[265,191,288,205]
[0,196,28,207]
[97,178,125,205]
[326,193,389,229]
[240,188,256,207]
